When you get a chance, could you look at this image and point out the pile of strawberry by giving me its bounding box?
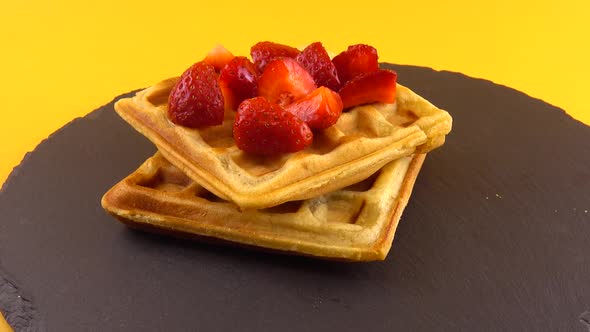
[168,42,397,155]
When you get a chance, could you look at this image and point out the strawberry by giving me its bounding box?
[258,58,316,107]
[332,44,379,85]
[219,56,258,111]
[250,41,300,73]
[233,97,313,155]
[285,87,343,130]
[168,62,224,128]
[203,44,235,72]
[338,69,397,109]
[296,42,341,91]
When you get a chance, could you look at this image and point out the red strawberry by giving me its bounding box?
[219,56,258,111]
[285,87,343,130]
[250,41,300,73]
[339,69,397,109]
[296,42,341,91]
[258,58,316,107]
[168,62,224,128]
[203,44,235,72]
[233,97,313,155]
[332,44,379,85]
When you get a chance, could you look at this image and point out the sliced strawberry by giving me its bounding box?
[332,44,379,85]
[168,62,224,128]
[250,41,300,73]
[285,87,343,130]
[233,97,313,155]
[339,69,397,109]
[219,56,258,111]
[203,44,235,72]
[258,58,316,107]
[296,42,341,91]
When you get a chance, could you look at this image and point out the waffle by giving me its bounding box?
[114,77,451,209]
[101,152,426,261]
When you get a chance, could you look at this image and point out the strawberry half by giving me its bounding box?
[233,97,313,155]
[296,42,341,91]
[250,41,300,73]
[285,86,343,130]
[332,44,379,85]
[258,58,316,107]
[338,69,397,109]
[203,44,235,72]
[168,62,224,128]
[219,56,258,111]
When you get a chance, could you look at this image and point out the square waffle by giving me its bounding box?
[114,78,450,209]
[101,152,425,261]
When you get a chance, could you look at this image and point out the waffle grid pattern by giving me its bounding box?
[114,78,451,209]
[102,153,426,261]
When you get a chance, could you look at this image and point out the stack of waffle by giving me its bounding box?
[102,78,452,261]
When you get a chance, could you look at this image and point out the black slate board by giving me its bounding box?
[1,64,589,332]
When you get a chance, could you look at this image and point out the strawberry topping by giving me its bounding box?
[250,41,300,73]
[233,97,313,155]
[285,86,343,130]
[167,62,224,128]
[258,58,316,107]
[332,44,379,85]
[203,44,235,72]
[166,42,398,155]
[338,69,397,109]
[296,42,341,91]
[219,56,258,111]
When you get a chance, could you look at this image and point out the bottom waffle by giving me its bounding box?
[101,152,426,261]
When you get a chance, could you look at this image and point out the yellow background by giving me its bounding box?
[1,1,590,186]
[0,0,589,329]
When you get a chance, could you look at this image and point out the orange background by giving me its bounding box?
[0,0,589,330]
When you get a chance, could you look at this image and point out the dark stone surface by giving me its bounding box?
[1,65,589,331]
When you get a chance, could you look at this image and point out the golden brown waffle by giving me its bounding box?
[114,78,450,209]
[101,152,426,261]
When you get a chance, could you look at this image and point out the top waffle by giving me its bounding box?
[114,78,451,209]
